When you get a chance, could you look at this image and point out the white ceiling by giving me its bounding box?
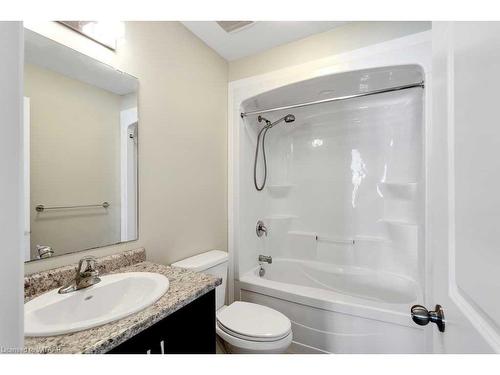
[182,21,347,61]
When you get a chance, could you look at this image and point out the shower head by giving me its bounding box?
[253,113,296,191]
[258,114,295,129]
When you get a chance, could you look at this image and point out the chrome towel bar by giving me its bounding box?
[35,202,110,213]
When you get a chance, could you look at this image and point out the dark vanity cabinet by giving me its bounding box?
[108,290,216,354]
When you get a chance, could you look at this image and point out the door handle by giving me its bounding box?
[410,304,445,332]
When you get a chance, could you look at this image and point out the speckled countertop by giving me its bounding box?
[23,249,221,354]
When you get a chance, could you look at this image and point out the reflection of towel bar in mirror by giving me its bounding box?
[35,202,110,213]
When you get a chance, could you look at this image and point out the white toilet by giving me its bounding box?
[172,250,292,354]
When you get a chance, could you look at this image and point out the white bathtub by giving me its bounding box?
[236,258,426,354]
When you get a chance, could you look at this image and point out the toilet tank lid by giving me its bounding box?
[171,250,228,272]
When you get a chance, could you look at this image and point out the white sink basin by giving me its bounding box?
[25,272,169,337]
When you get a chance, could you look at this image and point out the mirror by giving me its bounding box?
[24,29,139,262]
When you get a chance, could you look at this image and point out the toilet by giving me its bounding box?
[171,250,292,354]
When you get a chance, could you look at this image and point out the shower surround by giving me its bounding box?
[229,32,431,353]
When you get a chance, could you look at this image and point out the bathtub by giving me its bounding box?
[235,258,426,354]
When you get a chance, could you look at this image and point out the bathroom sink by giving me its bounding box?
[25,272,169,337]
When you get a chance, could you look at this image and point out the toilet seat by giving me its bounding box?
[217,320,290,342]
[216,301,292,342]
[216,323,293,353]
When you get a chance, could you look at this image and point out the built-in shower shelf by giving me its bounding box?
[354,235,389,243]
[267,184,294,188]
[379,219,418,227]
[379,220,419,251]
[266,184,294,198]
[266,214,297,219]
[379,182,418,200]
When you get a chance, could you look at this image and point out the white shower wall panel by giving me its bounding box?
[249,86,422,279]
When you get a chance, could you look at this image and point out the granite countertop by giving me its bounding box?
[24,251,221,354]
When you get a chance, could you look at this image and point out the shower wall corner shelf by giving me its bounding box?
[383,199,418,225]
[379,219,418,227]
[354,235,389,244]
[267,184,294,198]
[267,184,294,190]
[379,182,418,200]
[265,214,298,220]
[380,220,419,252]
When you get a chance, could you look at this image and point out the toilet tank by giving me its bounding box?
[171,250,228,310]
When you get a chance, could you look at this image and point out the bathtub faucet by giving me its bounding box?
[258,255,272,277]
[258,255,272,264]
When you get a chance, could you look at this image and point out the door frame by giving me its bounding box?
[119,106,138,242]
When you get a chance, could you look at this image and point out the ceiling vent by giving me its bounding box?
[216,21,255,33]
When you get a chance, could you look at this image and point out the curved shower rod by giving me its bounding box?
[240,81,425,118]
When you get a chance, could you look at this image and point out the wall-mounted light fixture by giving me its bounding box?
[58,21,125,50]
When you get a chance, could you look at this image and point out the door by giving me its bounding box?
[426,21,500,353]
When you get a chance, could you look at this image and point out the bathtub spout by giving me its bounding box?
[259,266,266,277]
[258,255,272,264]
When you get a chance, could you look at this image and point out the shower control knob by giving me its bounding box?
[256,220,268,237]
[410,304,445,332]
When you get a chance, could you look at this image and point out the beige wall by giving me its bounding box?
[26,63,122,258]
[25,22,228,273]
[229,21,431,81]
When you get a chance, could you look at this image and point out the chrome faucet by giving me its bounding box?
[58,256,101,294]
[36,245,54,259]
[258,255,272,264]
[258,255,272,277]
[256,220,268,237]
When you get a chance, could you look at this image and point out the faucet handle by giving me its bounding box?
[36,245,54,259]
[78,256,99,276]
[256,220,268,237]
[59,256,100,294]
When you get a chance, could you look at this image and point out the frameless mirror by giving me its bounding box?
[24,28,139,262]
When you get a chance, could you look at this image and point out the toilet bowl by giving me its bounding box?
[171,250,293,354]
[216,301,292,354]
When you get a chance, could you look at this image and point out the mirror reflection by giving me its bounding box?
[24,29,139,261]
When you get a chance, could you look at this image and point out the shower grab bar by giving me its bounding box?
[35,202,110,213]
[319,236,355,245]
[288,231,355,245]
[240,81,425,118]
